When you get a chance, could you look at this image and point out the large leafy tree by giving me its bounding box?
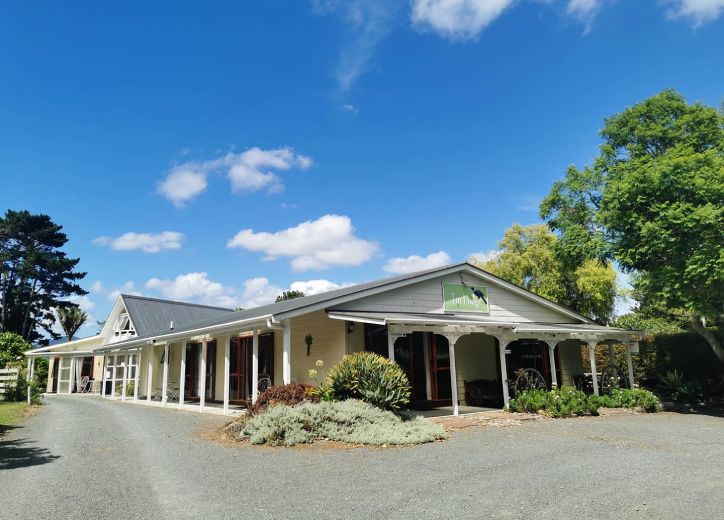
[0,210,87,343]
[57,304,88,341]
[476,224,618,324]
[542,90,724,361]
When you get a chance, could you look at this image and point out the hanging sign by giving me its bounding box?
[442,283,489,313]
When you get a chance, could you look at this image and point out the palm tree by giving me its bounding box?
[57,305,88,341]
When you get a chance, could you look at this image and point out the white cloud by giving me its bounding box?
[90,281,104,294]
[157,169,208,207]
[108,281,143,302]
[240,277,283,309]
[467,250,500,265]
[313,0,402,91]
[157,147,312,206]
[566,0,601,33]
[289,279,352,295]
[383,251,451,274]
[145,272,237,308]
[94,231,184,253]
[227,214,379,271]
[239,277,352,308]
[666,0,724,25]
[342,103,359,114]
[411,0,514,40]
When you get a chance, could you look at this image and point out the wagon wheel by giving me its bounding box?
[600,365,629,394]
[513,368,547,396]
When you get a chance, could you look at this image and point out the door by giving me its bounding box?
[229,337,250,402]
[430,335,451,402]
[185,341,217,400]
[228,334,275,402]
[51,358,59,393]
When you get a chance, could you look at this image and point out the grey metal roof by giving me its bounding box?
[102,262,603,350]
[121,295,233,336]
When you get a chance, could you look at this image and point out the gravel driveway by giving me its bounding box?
[1,395,722,520]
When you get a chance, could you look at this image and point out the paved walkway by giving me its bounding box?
[1,395,723,519]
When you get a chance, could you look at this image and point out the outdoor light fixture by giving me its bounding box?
[347,321,356,334]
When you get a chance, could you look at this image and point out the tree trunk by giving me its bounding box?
[691,315,724,363]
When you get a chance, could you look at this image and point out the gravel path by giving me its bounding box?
[1,395,722,520]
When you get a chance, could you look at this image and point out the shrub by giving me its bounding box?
[327,352,411,412]
[596,388,661,412]
[508,386,598,417]
[244,399,446,446]
[247,383,318,417]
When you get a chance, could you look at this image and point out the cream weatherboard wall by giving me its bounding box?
[289,310,347,385]
[331,272,578,323]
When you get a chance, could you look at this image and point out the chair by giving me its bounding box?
[166,381,180,402]
[79,376,91,393]
[257,377,272,392]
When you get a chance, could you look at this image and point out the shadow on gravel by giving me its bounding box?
[0,427,60,470]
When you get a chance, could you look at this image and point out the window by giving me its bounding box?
[111,313,136,339]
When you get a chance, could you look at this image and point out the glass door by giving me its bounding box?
[430,335,451,401]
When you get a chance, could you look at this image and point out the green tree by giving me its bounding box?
[542,90,724,361]
[0,331,31,367]
[275,290,305,302]
[476,224,618,323]
[57,304,88,341]
[0,210,86,343]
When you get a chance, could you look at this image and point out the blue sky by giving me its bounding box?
[1,0,723,333]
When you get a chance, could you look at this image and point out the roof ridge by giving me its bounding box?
[120,294,233,311]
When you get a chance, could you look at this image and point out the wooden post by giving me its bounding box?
[101,356,107,397]
[252,330,259,403]
[547,341,558,388]
[626,346,635,389]
[199,340,207,411]
[179,341,187,408]
[68,357,75,395]
[588,342,599,396]
[26,357,35,404]
[146,346,153,403]
[121,356,128,401]
[387,329,396,362]
[133,352,140,400]
[161,344,169,406]
[445,334,462,416]
[498,338,511,408]
[111,355,117,397]
[282,321,291,385]
[223,337,230,415]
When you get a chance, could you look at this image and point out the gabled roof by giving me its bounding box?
[97,262,598,352]
[119,294,233,336]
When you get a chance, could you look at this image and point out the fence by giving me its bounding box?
[0,367,20,397]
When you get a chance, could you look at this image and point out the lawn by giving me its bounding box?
[0,401,29,428]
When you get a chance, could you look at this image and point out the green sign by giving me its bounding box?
[442,283,489,313]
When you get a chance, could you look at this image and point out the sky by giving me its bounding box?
[1,0,723,335]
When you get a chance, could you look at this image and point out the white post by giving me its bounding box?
[547,341,558,388]
[422,333,432,400]
[588,342,599,396]
[162,344,170,405]
[223,336,230,415]
[497,337,511,408]
[101,356,107,397]
[387,329,395,362]
[121,357,128,401]
[626,346,635,389]
[146,346,153,403]
[133,352,140,400]
[252,330,259,403]
[68,357,75,395]
[179,341,187,408]
[111,354,117,397]
[445,334,461,416]
[199,340,207,411]
[282,320,291,385]
[26,357,35,404]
